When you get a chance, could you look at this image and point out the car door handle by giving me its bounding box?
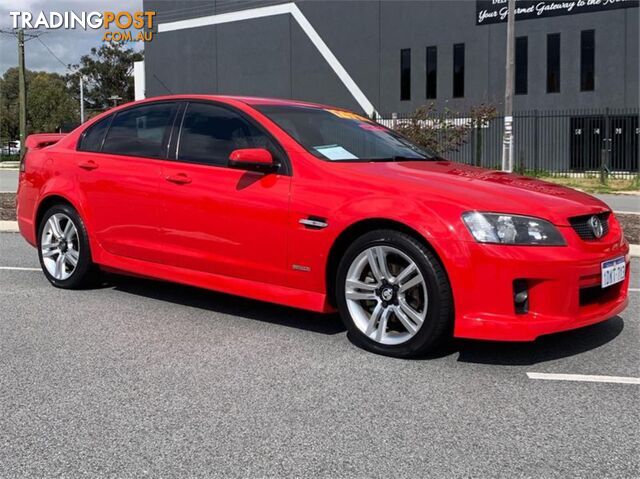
[78,160,98,170]
[165,173,192,185]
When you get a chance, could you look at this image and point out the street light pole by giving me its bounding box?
[79,76,85,123]
[501,0,516,173]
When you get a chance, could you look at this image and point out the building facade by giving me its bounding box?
[143,0,638,114]
[141,0,639,172]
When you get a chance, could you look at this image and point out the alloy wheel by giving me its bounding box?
[40,213,80,281]
[345,245,428,345]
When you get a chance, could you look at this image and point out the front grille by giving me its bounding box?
[569,212,610,241]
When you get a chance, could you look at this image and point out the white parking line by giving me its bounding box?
[527,372,640,385]
[0,266,40,271]
[629,288,640,292]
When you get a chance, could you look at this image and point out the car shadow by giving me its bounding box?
[107,274,346,335]
[100,273,624,363]
[445,316,625,366]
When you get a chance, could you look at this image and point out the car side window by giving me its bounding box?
[77,115,112,152]
[102,103,177,159]
[177,103,277,166]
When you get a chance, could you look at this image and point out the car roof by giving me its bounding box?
[134,94,337,110]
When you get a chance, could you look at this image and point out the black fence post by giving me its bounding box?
[600,108,610,185]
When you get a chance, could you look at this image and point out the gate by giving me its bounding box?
[570,113,639,173]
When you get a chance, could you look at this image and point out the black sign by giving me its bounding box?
[476,0,639,25]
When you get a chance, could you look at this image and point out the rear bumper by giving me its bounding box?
[450,231,630,342]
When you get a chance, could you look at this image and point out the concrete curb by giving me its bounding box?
[2,220,638,257]
[0,221,19,232]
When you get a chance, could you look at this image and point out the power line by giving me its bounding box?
[0,29,46,42]
[36,36,71,71]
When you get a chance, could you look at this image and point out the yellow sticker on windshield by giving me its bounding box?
[325,109,372,122]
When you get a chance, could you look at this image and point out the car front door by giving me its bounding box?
[75,101,179,262]
[159,101,292,286]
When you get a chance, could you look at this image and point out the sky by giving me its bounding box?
[0,0,143,75]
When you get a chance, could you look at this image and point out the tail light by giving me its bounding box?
[19,148,28,173]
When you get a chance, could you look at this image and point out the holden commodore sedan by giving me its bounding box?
[16,95,630,357]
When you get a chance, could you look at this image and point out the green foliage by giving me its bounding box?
[68,41,143,110]
[28,72,78,132]
[1,67,78,138]
[393,103,497,157]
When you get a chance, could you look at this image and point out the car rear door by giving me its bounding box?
[158,101,292,286]
[75,101,179,262]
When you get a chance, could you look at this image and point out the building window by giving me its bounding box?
[515,36,528,95]
[401,49,411,101]
[453,43,465,98]
[581,30,595,91]
[547,33,561,93]
[426,46,437,99]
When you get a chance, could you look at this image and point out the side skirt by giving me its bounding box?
[93,248,335,313]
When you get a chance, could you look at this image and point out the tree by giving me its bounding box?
[27,72,78,132]
[394,103,497,160]
[1,67,77,138]
[394,104,470,156]
[68,41,143,111]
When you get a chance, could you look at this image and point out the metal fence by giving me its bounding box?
[379,108,639,178]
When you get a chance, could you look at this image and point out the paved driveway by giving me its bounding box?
[0,169,18,192]
[0,232,638,478]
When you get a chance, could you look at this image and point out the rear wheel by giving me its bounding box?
[336,229,453,358]
[37,204,97,289]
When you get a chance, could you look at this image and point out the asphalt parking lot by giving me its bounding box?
[1,232,638,478]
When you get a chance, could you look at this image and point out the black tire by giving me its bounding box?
[335,229,453,358]
[37,203,98,289]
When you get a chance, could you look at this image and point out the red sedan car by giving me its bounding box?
[17,95,630,357]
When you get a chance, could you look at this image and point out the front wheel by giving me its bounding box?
[37,204,97,289]
[335,229,453,358]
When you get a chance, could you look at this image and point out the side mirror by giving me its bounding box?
[228,148,275,172]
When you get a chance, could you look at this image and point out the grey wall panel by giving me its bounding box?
[215,0,290,14]
[625,9,639,108]
[379,0,490,114]
[297,1,381,111]
[289,18,360,111]
[487,9,632,111]
[145,25,218,97]
[149,0,215,25]
[216,15,292,97]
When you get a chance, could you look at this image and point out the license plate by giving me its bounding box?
[601,256,626,288]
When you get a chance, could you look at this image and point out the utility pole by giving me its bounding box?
[79,76,85,123]
[18,29,27,159]
[501,0,515,173]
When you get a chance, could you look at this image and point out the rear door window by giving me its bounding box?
[102,103,178,159]
[78,115,112,152]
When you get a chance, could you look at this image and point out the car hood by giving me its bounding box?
[330,160,610,226]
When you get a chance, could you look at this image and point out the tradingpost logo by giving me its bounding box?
[9,10,156,42]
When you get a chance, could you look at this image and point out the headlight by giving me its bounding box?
[461,212,566,245]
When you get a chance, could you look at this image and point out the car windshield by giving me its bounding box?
[255,105,436,162]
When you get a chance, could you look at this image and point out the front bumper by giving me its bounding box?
[449,225,630,342]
